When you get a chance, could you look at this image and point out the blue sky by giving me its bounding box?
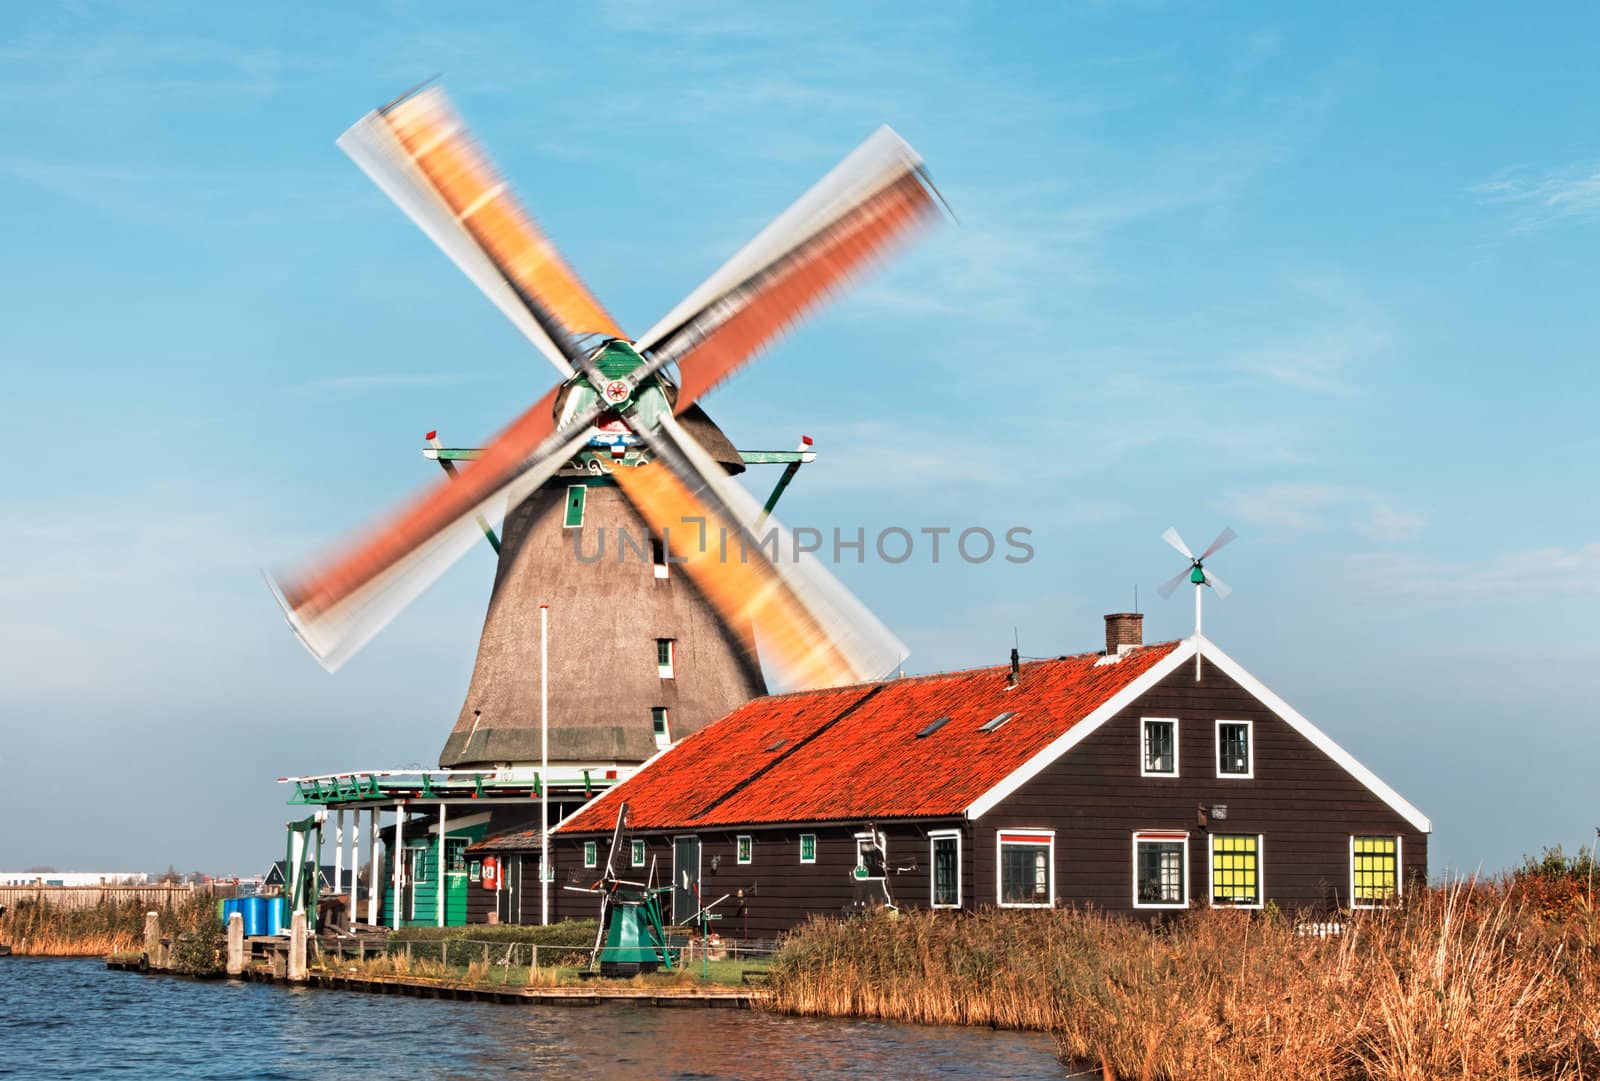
[3,2,1597,876]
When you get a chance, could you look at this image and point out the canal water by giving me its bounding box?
[0,958,1067,1079]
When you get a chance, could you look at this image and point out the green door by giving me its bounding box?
[445,838,469,926]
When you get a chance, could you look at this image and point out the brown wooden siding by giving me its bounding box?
[468,655,1427,933]
[977,657,1427,915]
[544,819,965,939]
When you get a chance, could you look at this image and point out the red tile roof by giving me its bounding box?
[558,642,1182,834]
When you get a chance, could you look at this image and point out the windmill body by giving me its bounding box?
[272,84,942,781]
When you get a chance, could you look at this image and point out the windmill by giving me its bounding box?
[269,83,945,768]
[1157,526,1236,678]
[564,802,674,976]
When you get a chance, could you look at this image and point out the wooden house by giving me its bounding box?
[530,615,1429,936]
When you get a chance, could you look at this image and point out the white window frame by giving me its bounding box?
[1132,830,1190,910]
[631,839,646,868]
[1140,717,1179,777]
[1349,834,1403,910]
[1215,718,1254,779]
[1207,833,1264,909]
[929,829,962,909]
[736,835,752,865]
[651,537,669,580]
[854,830,887,880]
[656,638,675,678]
[583,841,597,869]
[799,833,817,864]
[651,706,670,750]
[995,829,1054,909]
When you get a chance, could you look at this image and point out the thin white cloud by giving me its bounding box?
[1347,544,1600,599]
[1229,268,1393,394]
[1472,165,1600,231]
[1220,483,1425,542]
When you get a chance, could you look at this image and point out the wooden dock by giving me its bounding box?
[106,956,754,1008]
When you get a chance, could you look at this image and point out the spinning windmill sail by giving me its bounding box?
[272,85,942,702]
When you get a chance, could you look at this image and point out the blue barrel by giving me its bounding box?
[220,897,241,927]
[241,896,267,937]
[265,896,285,937]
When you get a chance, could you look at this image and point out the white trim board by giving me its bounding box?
[966,636,1432,835]
[1198,638,1431,834]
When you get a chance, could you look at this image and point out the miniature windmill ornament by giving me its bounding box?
[1158,526,1236,678]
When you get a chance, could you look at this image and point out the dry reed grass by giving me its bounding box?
[0,895,215,957]
[766,881,1600,1080]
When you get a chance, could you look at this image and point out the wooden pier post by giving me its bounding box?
[143,911,160,969]
[226,912,245,976]
[288,911,308,983]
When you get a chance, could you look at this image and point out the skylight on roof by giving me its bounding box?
[766,738,789,753]
[915,716,952,738]
[980,711,1016,733]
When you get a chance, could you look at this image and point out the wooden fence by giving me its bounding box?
[0,883,234,911]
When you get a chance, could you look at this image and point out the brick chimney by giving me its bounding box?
[1104,612,1143,655]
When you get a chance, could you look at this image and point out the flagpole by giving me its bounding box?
[540,602,550,926]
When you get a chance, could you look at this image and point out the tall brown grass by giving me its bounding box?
[766,883,1600,1080]
[0,896,216,957]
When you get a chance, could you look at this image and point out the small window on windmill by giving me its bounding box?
[915,716,952,738]
[650,537,669,579]
[656,638,675,678]
[651,706,670,749]
[563,484,586,528]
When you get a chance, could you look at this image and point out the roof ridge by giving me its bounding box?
[738,641,1184,704]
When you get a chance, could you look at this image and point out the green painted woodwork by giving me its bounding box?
[593,340,645,380]
[1190,566,1206,585]
[285,769,597,806]
[380,822,487,928]
[600,891,673,972]
[564,484,587,527]
[758,459,804,524]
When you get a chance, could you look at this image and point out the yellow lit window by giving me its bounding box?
[1210,834,1260,906]
[1352,836,1399,905]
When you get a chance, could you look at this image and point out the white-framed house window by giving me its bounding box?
[929,830,961,908]
[737,835,753,865]
[996,830,1054,908]
[1141,717,1179,777]
[631,839,646,868]
[583,841,597,869]
[1133,831,1189,909]
[1208,834,1263,908]
[650,537,669,580]
[1350,835,1402,908]
[651,707,670,750]
[799,834,817,864]
[656,638,675,678]
[854,831,887,880]
[1216,719,1253,778]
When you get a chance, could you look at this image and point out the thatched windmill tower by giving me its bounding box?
[272,84,943,772]
[435,409,767,768]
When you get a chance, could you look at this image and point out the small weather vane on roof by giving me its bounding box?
[1158,526,1236,679]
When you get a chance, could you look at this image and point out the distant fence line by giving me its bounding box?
[0,883,236,910]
